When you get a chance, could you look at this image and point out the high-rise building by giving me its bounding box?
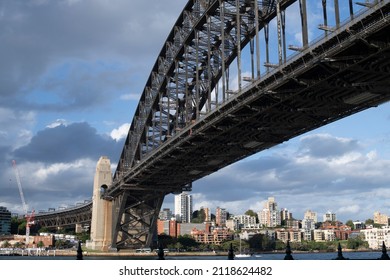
[280,208,292,222]
[258,197,281,227]
[174,192,192,223]
[304,210,318,223]
[0,206,11,235]
[323,211,337,222]
[374,211,389,226]
[159,208,173,221]
[202,207,211,222]
[302,218,316,241]
[216,207,227,226]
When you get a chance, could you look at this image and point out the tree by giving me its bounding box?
[18,220,27,235]
[157,234,175,248]
[11,216,20,234]
[177,235,199,250]
[192,209,206,223]
[248,234,263,250]
[345,220,354,230]
[365,219,374,225]
[245,210,257,217]
[1,241,11,248]
[37,241,45,248]
[347,235,369,250]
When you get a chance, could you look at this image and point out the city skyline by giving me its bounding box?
[165,195,387,225]
[0,1,389,224]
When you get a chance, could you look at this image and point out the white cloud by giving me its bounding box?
[120,93,141,101]
[110,123,130,141]
[46,119,68,128]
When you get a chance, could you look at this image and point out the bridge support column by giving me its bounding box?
[75,223,83,234]
[87,156,113,251]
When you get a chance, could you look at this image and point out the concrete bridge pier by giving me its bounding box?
[75,224,83,234]
[86,156,113,251]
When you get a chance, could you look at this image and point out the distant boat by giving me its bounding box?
[235,253,252,258]
[235,238,252,258]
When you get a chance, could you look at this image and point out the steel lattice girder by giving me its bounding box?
[111,191,165,249]
[106,0,390,249]
[113,0,297,179]
[34,203,92,229]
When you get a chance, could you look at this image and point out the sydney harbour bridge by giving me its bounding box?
[35,0,390,250]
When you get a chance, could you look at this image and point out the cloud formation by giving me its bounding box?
[0,0,389,225]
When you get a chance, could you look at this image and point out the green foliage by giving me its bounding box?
[248,234,275,251]
[176,235,199,250]
[245,210,257,217]
[220,239,249,251]
[345,220,354,230]
[1,240,11,248]
[158,234,176,248]
[245,210,259,223]
[18,220,27,235]
[346,236,369,250]
[192,209,206,223]
[76,232,90,243]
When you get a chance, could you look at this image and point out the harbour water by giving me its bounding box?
[0,251,384,260]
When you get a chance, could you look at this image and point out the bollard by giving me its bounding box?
[157,243,165,260]
[378,241,390,260]
[284,240,294,260]
[76,241,83,260]
[228,243,234,260]
[334,242,348,260]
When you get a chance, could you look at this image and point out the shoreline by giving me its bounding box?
[52,248,376,257]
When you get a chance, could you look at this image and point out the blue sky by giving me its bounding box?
[0,0,389,224]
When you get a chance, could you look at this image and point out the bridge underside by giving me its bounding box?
[34,203,92,230]
[114,8,390,191]
[107,2,390,249]
[111,190,165,250]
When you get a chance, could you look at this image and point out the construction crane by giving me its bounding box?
[12,160,34,246]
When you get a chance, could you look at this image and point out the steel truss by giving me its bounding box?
[106,0,390,249]
[34,203,92,229]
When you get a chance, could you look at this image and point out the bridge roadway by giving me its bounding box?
[34,202,92,231]
[32,1,390,250]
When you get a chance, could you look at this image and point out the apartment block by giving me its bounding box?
[374,211,389,226]
[191,224,233,245]
[362,226,390,250]
[159,208,173,221]
[233,215,257,228]
[0,206,11,235]
[215,207,227,226]
[323,211,337,222]
[275,229,302,243]
[174,192,192,223]
[304,210,318,223]
[258,197,281,227]
[157,220,181,238]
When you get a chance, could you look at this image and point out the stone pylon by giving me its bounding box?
[87,156,113,251]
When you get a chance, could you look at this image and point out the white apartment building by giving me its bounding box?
[258,197,281,227]
[174,192,192,223]
[323,211,337,222]
[304,210,318,223]
[362,226,390,250]
[233,215,257,228]
[302,218,316,241]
